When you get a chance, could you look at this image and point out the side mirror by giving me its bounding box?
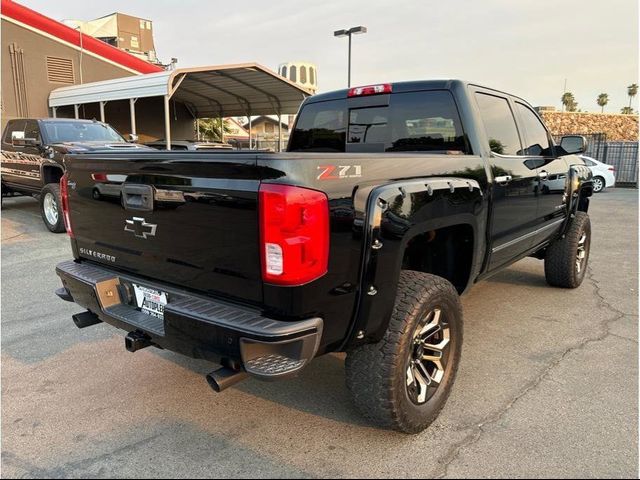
[127,133,139,143]
[559,135,587,155]
[11,131,40,147]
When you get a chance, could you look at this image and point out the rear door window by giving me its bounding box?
[475,93,522,156]
[290,90,469,153]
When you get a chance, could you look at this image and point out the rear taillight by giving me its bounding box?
[60,173,74,237]
[608,166,615,171]
[259,184,329,286]
[348,83,392,97]
[91,172,108,182]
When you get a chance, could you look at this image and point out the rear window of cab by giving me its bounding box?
[289,90,471,154]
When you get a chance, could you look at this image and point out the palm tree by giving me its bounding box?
[628,83,638,109]
[621,106,635,114]
[561,92,576,112]
[596,93,609,113]
[197,118,231,142]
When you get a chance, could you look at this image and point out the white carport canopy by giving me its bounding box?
[48,63,312,149]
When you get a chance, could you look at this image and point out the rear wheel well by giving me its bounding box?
[401,224,474,294]
[42,166,64,186]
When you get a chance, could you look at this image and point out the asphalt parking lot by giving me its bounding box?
[1,188,638,478]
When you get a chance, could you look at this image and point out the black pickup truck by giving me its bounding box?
[1,118,148,232]
[55,80,593,433]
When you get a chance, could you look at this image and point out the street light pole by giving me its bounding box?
[348,33,352,87]
[334,26,367,88]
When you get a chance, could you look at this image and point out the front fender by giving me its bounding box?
[563,164,593,233]
[342,177,487,348]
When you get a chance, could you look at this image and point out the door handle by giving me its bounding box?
[494,175,512,184]
[538,170,549,180]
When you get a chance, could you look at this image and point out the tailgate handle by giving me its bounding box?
[122,184,154,212]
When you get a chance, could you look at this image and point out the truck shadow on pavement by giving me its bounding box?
[152,349,374,428]
[484,266,549,287]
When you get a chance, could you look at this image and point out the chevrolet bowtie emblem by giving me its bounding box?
[124,217,157,239]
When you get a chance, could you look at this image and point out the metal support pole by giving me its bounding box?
[129,98,137,135]
[248,115,252,150]
[164,95,171,149]
[348,33,352,88]
[74,104,79,119]
[99,101,105,122]
[220,117,225,144]
[278,113,283,152]
[52,107,57,118]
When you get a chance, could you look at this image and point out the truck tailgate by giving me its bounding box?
[64,153,264,304]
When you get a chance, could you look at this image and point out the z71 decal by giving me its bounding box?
[317,165,362,180]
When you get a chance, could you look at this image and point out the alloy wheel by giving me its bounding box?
[593,177,604,192]
[43,192,59,226]
[576,233,588,274]
[406,308,450,405]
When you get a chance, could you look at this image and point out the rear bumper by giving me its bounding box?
[605,172,616,188]
[55,260,323,380]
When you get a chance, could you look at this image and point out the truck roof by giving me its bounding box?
[305,79,530,105]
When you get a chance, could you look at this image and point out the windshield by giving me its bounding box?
[42,122,126,143]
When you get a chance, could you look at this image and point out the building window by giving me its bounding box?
[290,65,297,82]
[310,67,315,85]
[300,66,307,83]
[281,66,287,78]
[46,56,74,84]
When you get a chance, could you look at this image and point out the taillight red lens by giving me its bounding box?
[259,184,329,286]
[91,172,108,182]
[348,83,392,97]
[60,173,74,237]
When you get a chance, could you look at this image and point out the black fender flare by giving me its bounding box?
[40,160,64,186]
[562,164,593,234]
[341,177,487,349]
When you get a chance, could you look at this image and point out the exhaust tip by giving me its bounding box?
[206,367,248,393]
[206,373,223,393]
[72,311,101,329]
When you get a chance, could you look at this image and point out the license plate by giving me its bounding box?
[132,284,168,320]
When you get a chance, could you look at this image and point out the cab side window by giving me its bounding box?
[25,121,42,143]
[515,102,553,156]
[475,93,522,156]
[2,120,26,146]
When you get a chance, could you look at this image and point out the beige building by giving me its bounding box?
[1,0,163,130]
[64,12,159,64]
[278,61,318,93]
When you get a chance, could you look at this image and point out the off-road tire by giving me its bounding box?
[544,211,591,288]
[345,271,463,433]
[40,183,65,233]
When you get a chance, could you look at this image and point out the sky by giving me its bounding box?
[24,0,639,112]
